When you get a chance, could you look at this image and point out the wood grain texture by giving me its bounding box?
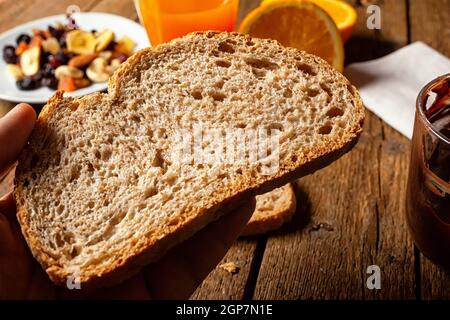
[253,0,415,300]
[90,0,138,20]
[357,0,415,300]
[409,0,450,57]
[409,0,450,300]
[191,240,258,300]
[345,0,408,64]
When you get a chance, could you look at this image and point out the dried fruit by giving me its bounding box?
[95,30,114,52]
[42,63,56,78]
[3,45,17,64]
[66,30,96,55]
[106,58,121,75]
[68,53,97,68]
[98,50,112,61]
[117,35,136,56]
[47,54,62,68]
[3,17,135,93]
[6,64,24,80]
[74,78,91,89]
[58,76,76,92]
[116,53,128,63]
[41,76,58,89]
[42,37,61,55]
[48,25,64,40]
[86,57,109,82]
[55,65,83,80]
[16,34,31,45]
[32,28,51,39]
[20,46,41,76]
[29,36,43,48]
[16,77,39,90]
[55,51,70,65]
[59,33,67,48]
[15,42,28,55]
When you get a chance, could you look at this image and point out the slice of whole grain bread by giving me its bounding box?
[242,183,296,236]
[14,31,364,288]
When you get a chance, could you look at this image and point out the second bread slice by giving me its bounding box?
[242,183,296,236]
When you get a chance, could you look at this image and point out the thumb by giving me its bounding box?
[0,104,36,174]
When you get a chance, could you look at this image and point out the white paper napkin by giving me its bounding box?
[344,42,450,139]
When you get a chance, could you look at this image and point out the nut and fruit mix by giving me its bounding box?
[2,15,136,92]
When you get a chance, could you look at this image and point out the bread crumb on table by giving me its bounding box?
[219,262,240,274]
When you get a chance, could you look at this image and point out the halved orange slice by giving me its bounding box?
[239,0,344,72]
[262,0,357,42]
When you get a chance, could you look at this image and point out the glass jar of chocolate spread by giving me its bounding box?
[406,73,450,269]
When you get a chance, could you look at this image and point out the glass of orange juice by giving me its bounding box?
[134,0,239,46]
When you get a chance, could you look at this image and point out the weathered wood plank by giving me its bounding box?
[409,0,450,300]
[253,0,415,299]
[90,0,138,20]
[0,0,99,33]
[409,0,450,57]
[358,0,415,300]
[345,0,408,64]
[191,239,258,300]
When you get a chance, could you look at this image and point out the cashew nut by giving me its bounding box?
[98,51,112,60]
[55,65,84,80]
[106,58,121,75]
[86,57,110,83]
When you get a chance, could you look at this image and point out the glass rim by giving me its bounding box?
[416,73,450,145]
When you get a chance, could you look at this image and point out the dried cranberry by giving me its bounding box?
[48,25,64,40]
[59,33,67,48]
[16,34,31,45]
[41,77,58,90]
[117,54,128,63]
[3,45,18,64]
[40,51,49,67]
[31,71,44,83]
[47,54,61,68]
[55,51,70,65]
[17,77,40,90]
[42,64,55,77]
[105,40,117,51]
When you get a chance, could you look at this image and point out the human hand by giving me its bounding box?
[0,103,255,299]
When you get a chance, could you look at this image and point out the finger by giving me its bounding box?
[144,198,256,300]
[0,192,16,220]
[0,104,36,173]
[0,212,33,299]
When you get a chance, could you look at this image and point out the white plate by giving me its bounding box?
[0,12,150,104]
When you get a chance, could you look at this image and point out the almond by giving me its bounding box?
[74,78,91,89]
[68,54,98,69]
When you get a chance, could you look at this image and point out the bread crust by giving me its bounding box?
[14,31,364,289]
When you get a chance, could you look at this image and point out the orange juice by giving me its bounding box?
[135,0,239,46]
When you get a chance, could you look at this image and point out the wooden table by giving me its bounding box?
[1,0,449,300]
